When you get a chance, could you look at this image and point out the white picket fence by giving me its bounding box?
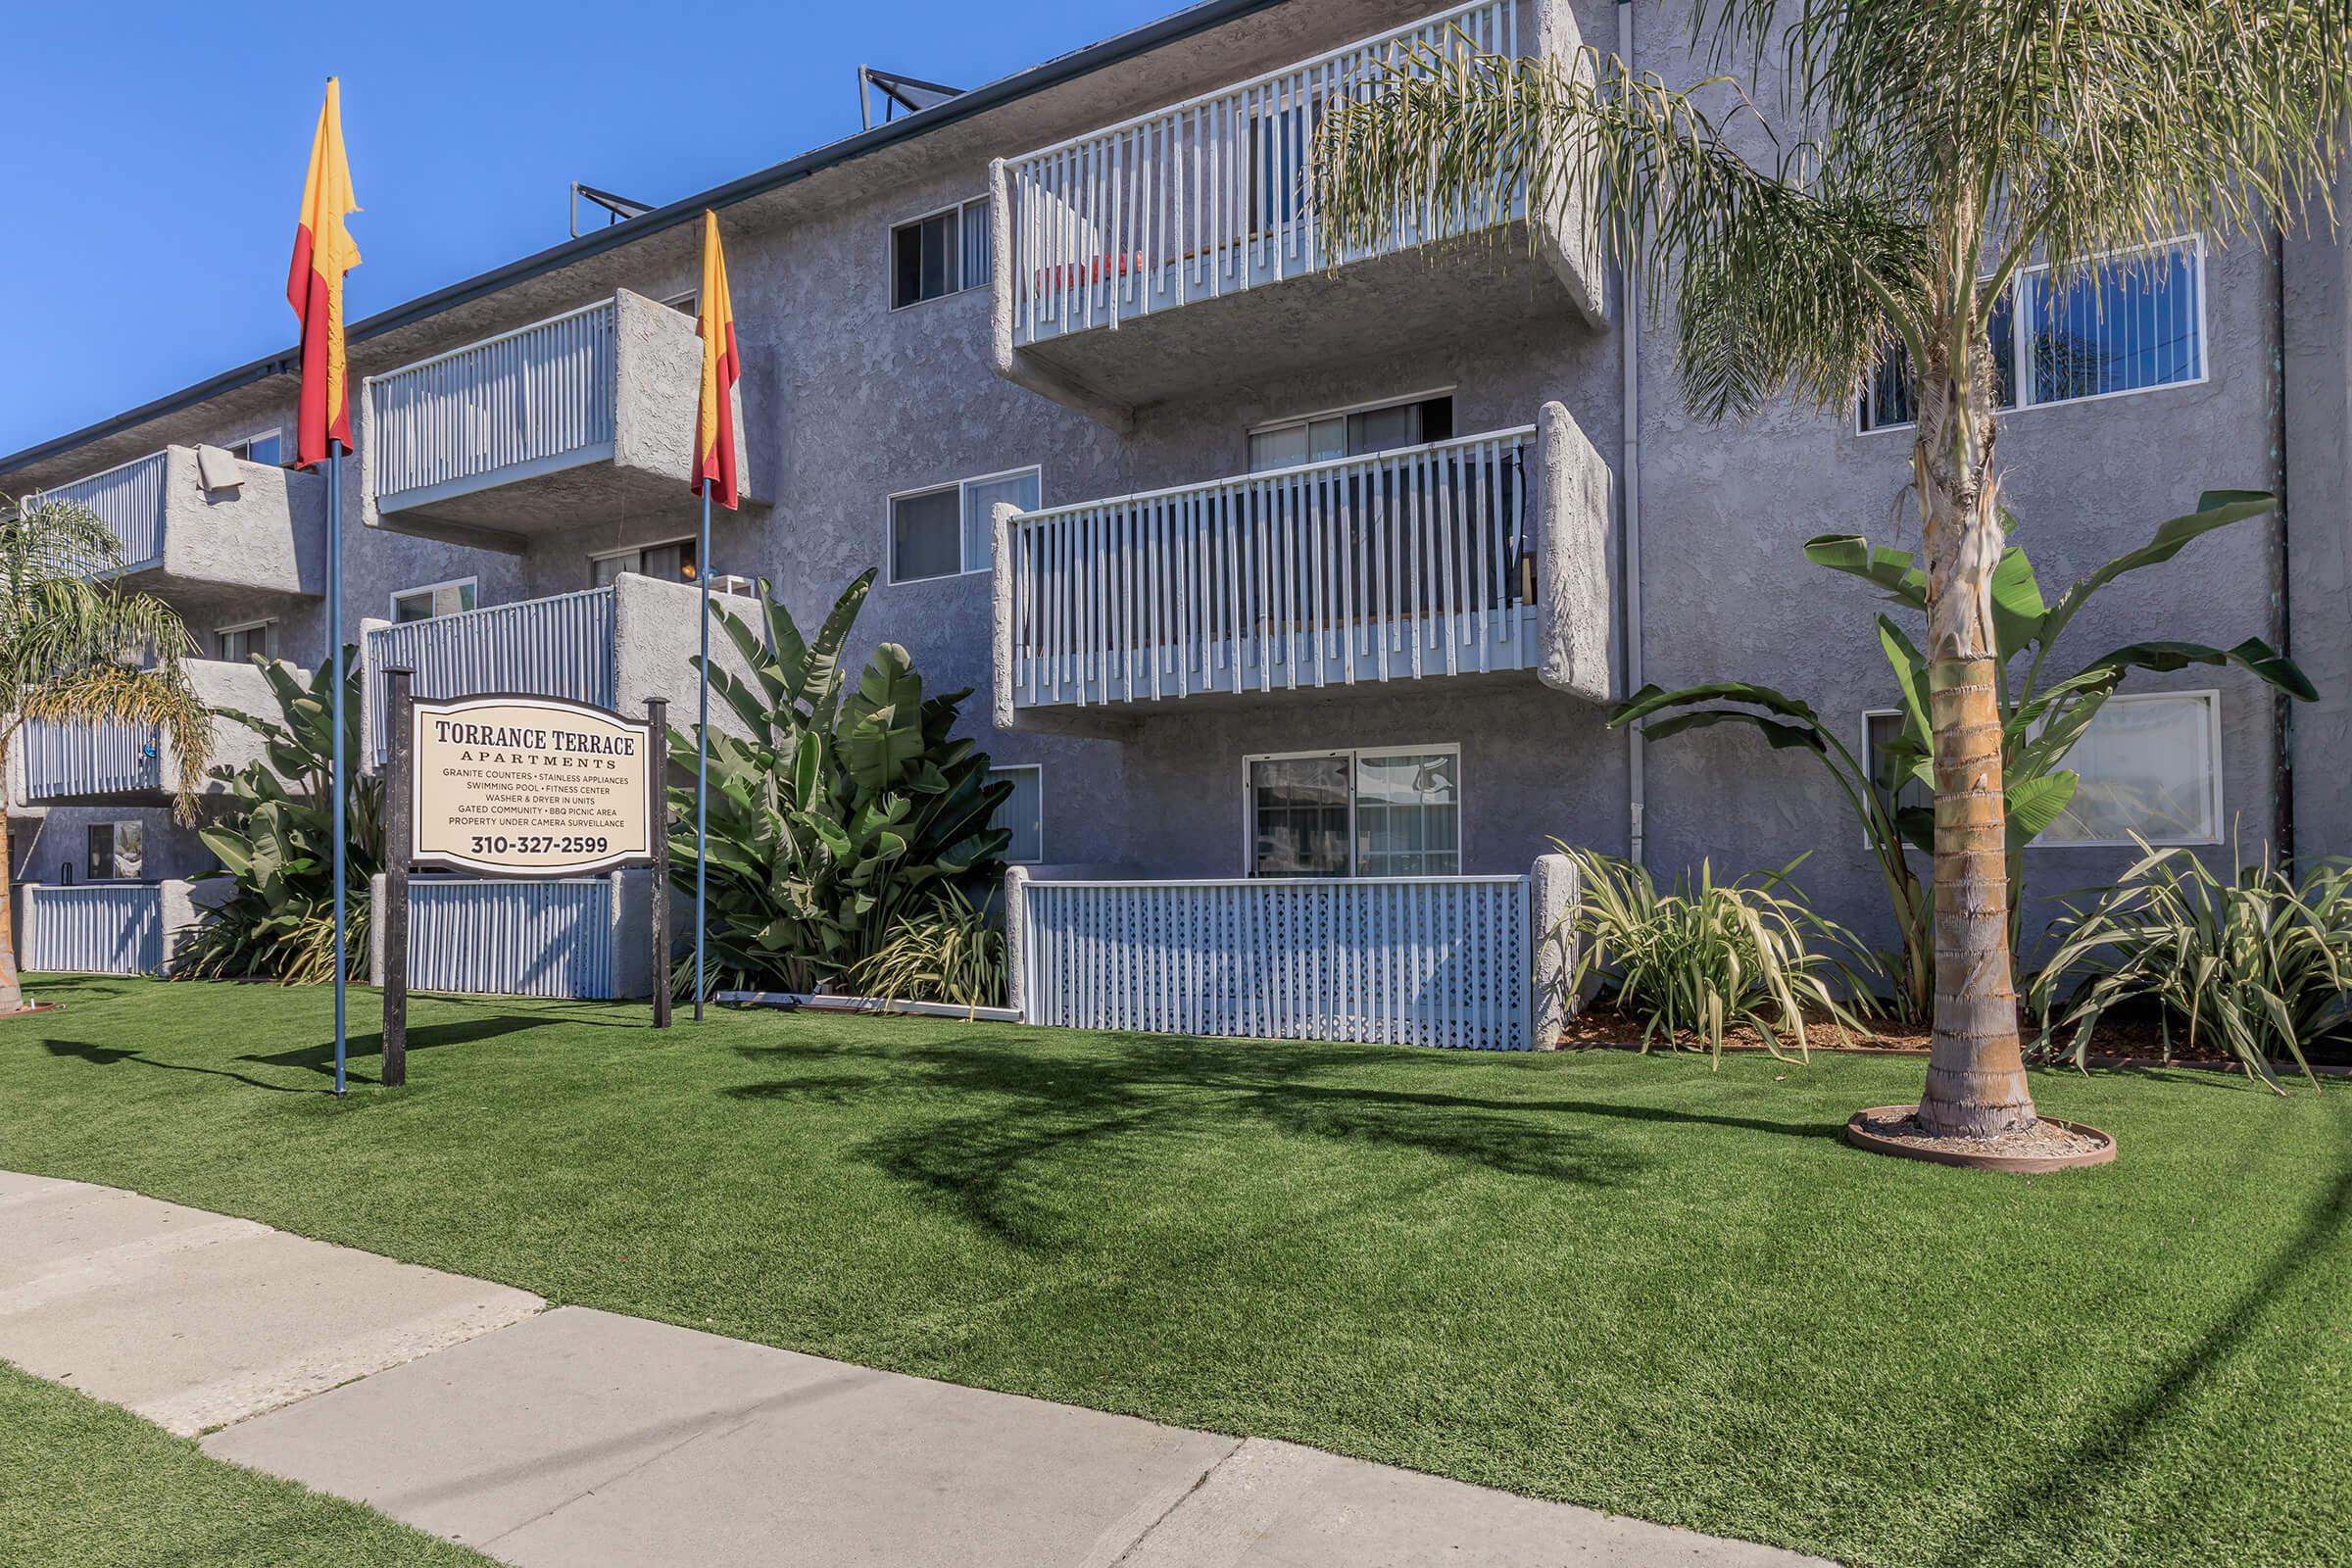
[1014,874,1534,1050]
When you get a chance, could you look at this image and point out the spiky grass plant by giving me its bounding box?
[2030,842,2352,1093]
[845,886,1006,1015]
[1554,844,1875,1064]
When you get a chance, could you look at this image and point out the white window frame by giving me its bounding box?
[1861,691,2223,851]
[887,194,990,312]
[1857,235,2208,435]
[214,617,278,662]
[989,763,1045,864]
[661,289,699,317]
[885,466,1042,583]
[1240,743,1463,878]
[388,575,479,621]
[589,534,699,587]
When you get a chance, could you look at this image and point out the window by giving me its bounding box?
[1247,747,1460,877]
[662,290,698,318]
[591,538,699,588]
[226,432,283,466]
[87,821,143,881]
[990,765,1045,863]
[390,578,477,623]
[1248,394,1453,472]
[1866,694,2221,850]
[216,620,276,662]
[889,466,1040,582]
[891,196,990,309]
[1859,238,2204,431]
[2040,692,2220,847]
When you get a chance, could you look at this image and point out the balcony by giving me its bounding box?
[992,402,1609,731]
[991,0,1603,425]
[30,447,326,616]
[360,571,754,765]
[13,659,302,808]
[364,290,749,549]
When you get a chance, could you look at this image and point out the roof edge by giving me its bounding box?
[1,0,1284,477]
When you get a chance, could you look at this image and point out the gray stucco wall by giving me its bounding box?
[2286,159,2352,866]
[2,0,2339,973]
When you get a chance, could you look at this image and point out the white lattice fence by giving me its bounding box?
[1017,875,1532,1050]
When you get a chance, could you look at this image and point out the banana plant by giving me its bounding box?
[173,655,382,983]
[1613,492,2316,1019]
[668,570,1011,999]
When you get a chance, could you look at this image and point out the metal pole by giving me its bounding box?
[694,489,710,1021]
[649,696,672,1030]
[329,444,348,1094]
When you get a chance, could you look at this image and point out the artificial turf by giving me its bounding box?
[1,975,2344,1568]
[0,1358,494,1567]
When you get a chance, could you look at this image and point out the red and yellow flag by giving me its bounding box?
[287,78,362,469]
[693,210,741,511]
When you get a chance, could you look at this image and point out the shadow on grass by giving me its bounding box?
[723,1031,1835,1248]
[31,1015,560,1094]
[1924,1164,2352,1567]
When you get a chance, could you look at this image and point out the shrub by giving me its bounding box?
[845,886,1006,1012]
[173,657,380,983]
[674,570,1010,998]
[2029,842,2352,1091]
[1553,845,1876,1062]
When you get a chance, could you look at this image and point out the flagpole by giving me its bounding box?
[694,487,710,1022]
[329,443,348,1094]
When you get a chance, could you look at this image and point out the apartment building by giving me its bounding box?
[4,0,2345,1045]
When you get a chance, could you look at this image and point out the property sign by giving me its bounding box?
[408,693,657,877]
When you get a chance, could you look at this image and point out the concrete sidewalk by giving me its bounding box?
[2,1172,1833,1567]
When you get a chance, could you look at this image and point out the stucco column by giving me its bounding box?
[1002,864,1031,1022]
[1534,401,1613,704]
[1528,851,1582,1051]
[367,872,389,986]
[13,883,38,972]
[157,876,232,977]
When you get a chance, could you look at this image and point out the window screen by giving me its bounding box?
[893,209,959,308]
[891,487,963,582]
[990,765,1044,862]
[2041,694,2217,845]
[1250,756,1352,877]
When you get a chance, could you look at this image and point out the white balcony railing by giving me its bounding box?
[18,718,161,801]
[364,587,618,762]
[1004,0,1521,345]
[368,300,617,510]
[1002,426,1535,709]
[31,450,169,570]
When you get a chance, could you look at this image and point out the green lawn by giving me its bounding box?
[0,1358,492,1567]
[2,976,2345,1568]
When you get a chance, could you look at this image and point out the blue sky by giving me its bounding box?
[0,0,1174,460]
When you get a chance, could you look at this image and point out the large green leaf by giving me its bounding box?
[1988,546,2049,660]
[1802,534,1927,610]
[1611,680,1824,729]
[2007,770,2081,845]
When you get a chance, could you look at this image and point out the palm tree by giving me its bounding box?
[1311,1,2348,1136]
[0,496,213,1011]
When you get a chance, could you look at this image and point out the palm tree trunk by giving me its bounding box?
[1914,371,2036,1137]
[0,740,22,1014]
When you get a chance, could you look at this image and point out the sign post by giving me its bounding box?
[381,689,672,1076]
